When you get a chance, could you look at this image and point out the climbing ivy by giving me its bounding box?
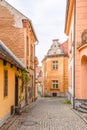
[19,69,30,86]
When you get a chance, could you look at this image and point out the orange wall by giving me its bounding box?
[42,56,68,95]
[75,0,87,99]
[0,3,36,69]
[0,3,36,101]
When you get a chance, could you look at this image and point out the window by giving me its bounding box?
[30,44,33,61]
[26,36,29,56]
[52,61,58,70]
[4,70,8,97]
[21,80,24,92]
[52,80,58,89]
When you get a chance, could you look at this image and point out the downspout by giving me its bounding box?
[73,0,76,109]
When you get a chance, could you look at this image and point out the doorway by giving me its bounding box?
[52,93,57,97]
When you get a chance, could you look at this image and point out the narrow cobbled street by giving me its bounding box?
[1,97,87,130]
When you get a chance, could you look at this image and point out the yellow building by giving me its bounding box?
[42,39,68,97]
[0,41,28,127]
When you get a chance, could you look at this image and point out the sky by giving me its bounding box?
[6,0,67,65]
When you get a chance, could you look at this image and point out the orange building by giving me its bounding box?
[0,0,38,102]
[42,39,68,97]
[65,0,87,109]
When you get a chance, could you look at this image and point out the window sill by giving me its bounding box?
[50,88,60,90]
[52,69,58,71]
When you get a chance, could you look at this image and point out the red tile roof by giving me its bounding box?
[60,40,68,55]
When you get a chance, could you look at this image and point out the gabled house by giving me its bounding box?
[0,0,38,102]
[65,0,87,109]
[42,39,68,97]
[0,41,27,127]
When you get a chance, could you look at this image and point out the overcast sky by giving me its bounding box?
[6,0,67,65]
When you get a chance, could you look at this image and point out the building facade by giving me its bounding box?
[65,0,87,107]
[35,57,43,97]
[0,41,27,127]
[42,39,68,97]
[36,66,43,96]
[0,0,38,102]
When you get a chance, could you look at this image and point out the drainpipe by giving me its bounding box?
[73,0,76,109]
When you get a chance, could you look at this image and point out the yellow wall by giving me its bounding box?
[0,59,25,120]
[0,60,15,118]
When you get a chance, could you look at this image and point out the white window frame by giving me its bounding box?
[52,80,58,89]
[52,61,58,70]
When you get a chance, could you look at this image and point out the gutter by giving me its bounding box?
[0,40,26,69]
[73,0,76,109]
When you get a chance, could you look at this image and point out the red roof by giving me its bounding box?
[60,40,68,54]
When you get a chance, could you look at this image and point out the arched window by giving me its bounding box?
[82,30,87,44]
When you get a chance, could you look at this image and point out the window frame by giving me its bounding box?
[4,70,8,97]
[52,61,58,70]
[52,80,58,89]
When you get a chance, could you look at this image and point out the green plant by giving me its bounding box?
[19,69,30,86]
[63,99,71,104]
[44,95,51,97]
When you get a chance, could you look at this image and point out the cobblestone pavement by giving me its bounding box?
[1,97,87,130]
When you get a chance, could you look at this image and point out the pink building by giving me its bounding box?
[65,0,87,111]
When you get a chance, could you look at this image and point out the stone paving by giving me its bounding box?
[1,97,87,130]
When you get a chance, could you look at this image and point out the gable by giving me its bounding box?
[0,0,27,28]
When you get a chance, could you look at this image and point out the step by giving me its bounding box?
[82,102,87,106]
[77,107,87,113]
[80,104,87,110]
